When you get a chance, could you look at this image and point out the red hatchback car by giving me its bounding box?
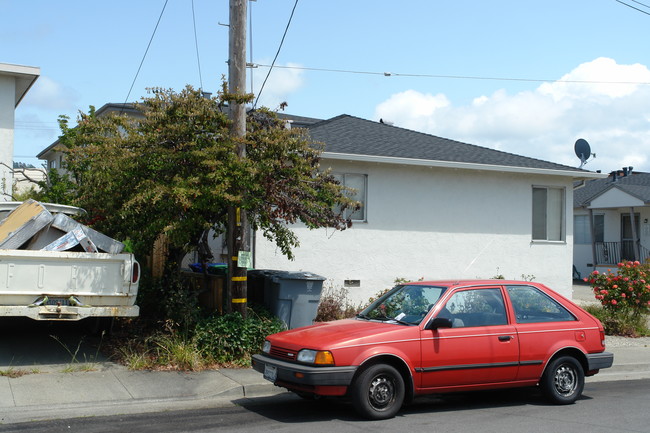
[252,280,614,419]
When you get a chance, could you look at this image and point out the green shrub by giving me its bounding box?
[135,271,201,331]
[193,307,286,366]
[583,304,649,337]
[585,260,650,336]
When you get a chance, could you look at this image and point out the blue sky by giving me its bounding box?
[4,0,650,173]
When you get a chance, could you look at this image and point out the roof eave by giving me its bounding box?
[0,63,41,107]
[321,152,607,179]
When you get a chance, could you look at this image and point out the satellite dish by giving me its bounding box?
[574,138,592,168]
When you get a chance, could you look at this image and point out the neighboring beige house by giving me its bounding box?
[13,164,46,194]
[573,169,650,279]
[0,62,40,201]
[37,103,142,173]
[38,106,605,301]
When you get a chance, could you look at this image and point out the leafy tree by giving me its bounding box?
[29,169,78,204]
[59,85,358,271]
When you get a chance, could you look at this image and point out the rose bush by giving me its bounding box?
[585,260,650,336]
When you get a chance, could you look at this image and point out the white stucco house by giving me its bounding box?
[573,169,650,279]
[253,114,604,301]
[37,105,605,301]
[0,62,40,200]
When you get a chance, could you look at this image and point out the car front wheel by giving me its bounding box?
[350,364,405,420]
[541,356,584,404]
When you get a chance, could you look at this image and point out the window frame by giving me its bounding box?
[334,172,368,222]
[437,287,509,328]
[506,285,576,324]
[574,213,604,244]
[532,185,566,242]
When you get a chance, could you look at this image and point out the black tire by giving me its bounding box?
[541,356,584,404]
[350,364,405,420]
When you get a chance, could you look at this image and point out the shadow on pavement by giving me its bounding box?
[235,386,597,423]
[0,317,110,371]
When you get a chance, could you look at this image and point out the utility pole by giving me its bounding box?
[227,0,249,317]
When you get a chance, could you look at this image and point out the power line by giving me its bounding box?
[615,0,650,15]
[252,63,650,86]
[191,0,204,90]
[123,0,169,108]
[628,0,650,7]
[253,0,299,108]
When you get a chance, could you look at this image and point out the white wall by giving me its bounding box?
[13,168,45,194]
[0,75,15,200]
[255,160,575,302]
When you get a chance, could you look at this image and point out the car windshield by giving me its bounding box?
[358,285,447,326]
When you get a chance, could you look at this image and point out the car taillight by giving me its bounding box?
[132,261,140,284]
[600,329,606,347]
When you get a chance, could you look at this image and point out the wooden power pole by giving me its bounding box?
[228,0,249,317]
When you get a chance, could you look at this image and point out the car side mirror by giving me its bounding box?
[426,317,453,330]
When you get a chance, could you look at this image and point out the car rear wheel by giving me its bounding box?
[350,364,405,420]
[541,356,584,404]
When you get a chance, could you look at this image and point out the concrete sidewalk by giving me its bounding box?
[0,365,285,425]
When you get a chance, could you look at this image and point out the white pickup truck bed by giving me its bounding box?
[0,249,140,321]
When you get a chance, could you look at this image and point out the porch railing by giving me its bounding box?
[594,241,650,265]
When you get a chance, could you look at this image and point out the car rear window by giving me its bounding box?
[506,285,576,323]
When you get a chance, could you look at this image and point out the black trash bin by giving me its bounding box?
[251,270,325,329]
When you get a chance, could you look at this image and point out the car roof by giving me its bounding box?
[407,280,542,288]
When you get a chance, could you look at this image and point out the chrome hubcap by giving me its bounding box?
[368,375,395,410]
[554,364,577,396]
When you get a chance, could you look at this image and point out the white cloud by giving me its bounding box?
[251,62,305,110]
[539,57,650,101]
[375,90,449,132]
[373,57,650,172]
[21,76,80,111]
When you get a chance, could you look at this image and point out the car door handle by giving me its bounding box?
[498,335,513,342]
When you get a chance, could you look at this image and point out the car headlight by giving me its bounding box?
[297,349,334,365]
[262,340,271,354]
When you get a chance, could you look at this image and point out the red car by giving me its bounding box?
[252,280,613,419]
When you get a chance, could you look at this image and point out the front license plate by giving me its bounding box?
[263,364,277,382]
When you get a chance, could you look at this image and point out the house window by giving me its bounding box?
[574,214,604,244]
[334,173,367,221]
[532,186,565,241]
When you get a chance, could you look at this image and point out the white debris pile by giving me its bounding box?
[0,199,124,253]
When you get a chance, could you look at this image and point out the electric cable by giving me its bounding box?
[252,63,650,86]
[122,0,170,110]
[615,0,650,15]
[192,0,204,90]
[253,0,299,108]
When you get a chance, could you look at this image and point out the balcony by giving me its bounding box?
[594,241,650,265]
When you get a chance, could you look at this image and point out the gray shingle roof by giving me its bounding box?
[574,172,650,207]
[305,114,589,173]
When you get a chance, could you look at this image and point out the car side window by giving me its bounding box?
[438,288,508,327]
[506,285,576,323]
